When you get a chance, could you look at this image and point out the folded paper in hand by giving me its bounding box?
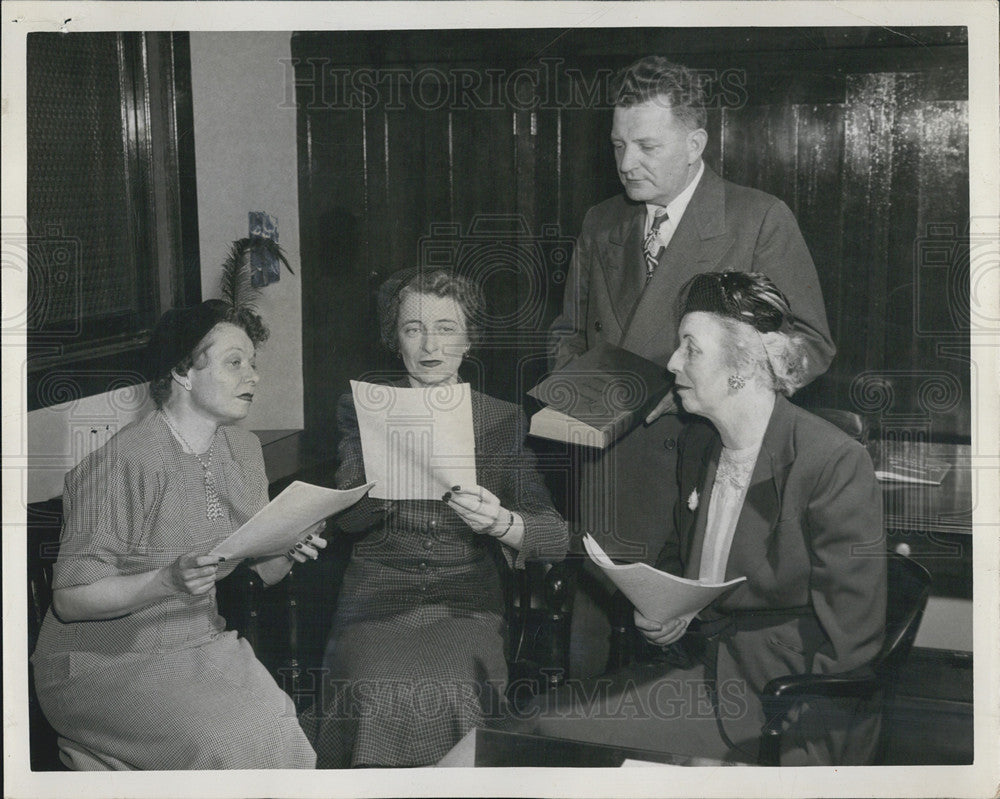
[528,343,672,449]
[351,380,477,500]
[209,481,374,560]
[583,534,745,624]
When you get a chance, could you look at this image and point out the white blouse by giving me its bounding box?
[698,441,762,583]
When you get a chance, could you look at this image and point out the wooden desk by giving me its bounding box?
[438,728,735,768]
[255,428,340,494]
[871,441,973,599]
[875,442,973,536]
[255,429,307,484]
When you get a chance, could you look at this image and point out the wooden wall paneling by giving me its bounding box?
[447,107,518,399]
[702,108,723,178]
[373,104,456,377]
[558,104,618,239]
[530,105,564,347]
[475,105,537,404]
[512,106,539,398]
[385,107,425,273]
[420,109,455,239]
[359,102,398,385]
[884,74,925,398]
[449,109,518,225]
[919,65,969,102]
[721,103,800,214]
[384,101,454,273]
[298,106,370,444]
[841,73,896,386]
[363,105,388,283]
[522,102,574,515]
[792,102,846,409]
[915,102,969,334]
[912,100,971,438]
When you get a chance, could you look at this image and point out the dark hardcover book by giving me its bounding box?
[527,342,672,449]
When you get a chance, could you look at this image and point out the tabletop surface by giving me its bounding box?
[438,727,738,768]
[871,441,974,536]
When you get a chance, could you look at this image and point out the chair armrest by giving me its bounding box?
[542,560,574,611]
[763,666,878,698]
[760,667,878,731]
[758,666,878,765]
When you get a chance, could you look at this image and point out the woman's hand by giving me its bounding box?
[645,391,679,424]
[442,485,502,534]
[165,551,222,596]
[634,609,689,646]
[285,520,329,563]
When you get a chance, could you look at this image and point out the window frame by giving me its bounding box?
[26,31,201,412]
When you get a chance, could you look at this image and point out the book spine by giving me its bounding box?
[604,410,638,447]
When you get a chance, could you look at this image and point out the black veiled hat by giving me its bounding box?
[144,299,231,381]
[680,272,795,334]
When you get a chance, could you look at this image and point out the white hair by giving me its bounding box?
[719,318,809,396]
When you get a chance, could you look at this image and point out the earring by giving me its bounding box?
[728,374,746,391]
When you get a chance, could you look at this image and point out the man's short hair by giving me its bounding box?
[611,56,708,131]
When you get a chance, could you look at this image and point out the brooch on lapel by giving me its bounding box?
[687,488,699,511]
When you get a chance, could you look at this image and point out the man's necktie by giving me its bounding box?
[643,209,669,281]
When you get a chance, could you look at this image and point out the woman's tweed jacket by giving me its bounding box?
[307,385,568,767]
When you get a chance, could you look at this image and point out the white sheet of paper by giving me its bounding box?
[351,380,477,500]
[208,481,374,560]
[583,534,746,624]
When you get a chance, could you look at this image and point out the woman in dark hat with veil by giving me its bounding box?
[519,272,886,766]
[31,299,324,770]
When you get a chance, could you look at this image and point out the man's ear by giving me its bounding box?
[688,128,708,163]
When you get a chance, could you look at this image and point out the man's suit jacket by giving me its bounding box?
[659,395,887,765]
[549,164,836,563]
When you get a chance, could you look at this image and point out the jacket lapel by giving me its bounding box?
[684,438,721,580]
[723,396,797,583]
[603,203,646,333]
[621,166,733,357]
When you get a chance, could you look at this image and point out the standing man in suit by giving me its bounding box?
[549,56,836,676]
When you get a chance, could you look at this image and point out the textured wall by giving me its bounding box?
[189,31,304,432]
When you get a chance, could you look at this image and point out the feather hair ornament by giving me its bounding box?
[218,236,294,315]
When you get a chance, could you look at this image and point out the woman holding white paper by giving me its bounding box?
[31,300,323,769]
[522,272,887,766]
[304,269,568,767]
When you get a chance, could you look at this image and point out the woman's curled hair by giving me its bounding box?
[718,317,809,396]
[681,271,809,396]
[378,268,486,353]
[147,299,269,408]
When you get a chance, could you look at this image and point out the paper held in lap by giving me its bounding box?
[351,380,477,500]
[583,534,745,623]
[209,481,374,560]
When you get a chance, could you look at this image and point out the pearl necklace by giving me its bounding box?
[161,411,224,520]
